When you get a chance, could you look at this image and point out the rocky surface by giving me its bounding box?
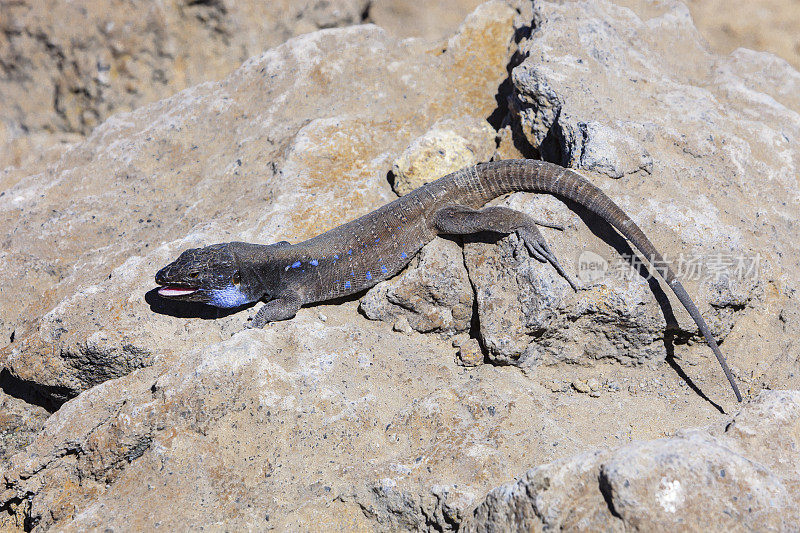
[683,0,800,70]
[390,118,497,196]
[3,1,799,174]
[0,0,502,174]
[0,390,48,465]
[369,0,487,42]
[464,390,800,531]
[0,0,372,170]
[0,0,519,405]
[1,0,799,531]
[360,238,475,336]
[463,0,800,377]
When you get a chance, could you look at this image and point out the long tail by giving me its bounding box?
[474,160,742,402]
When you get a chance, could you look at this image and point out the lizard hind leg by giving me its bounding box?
[432,205,579,291]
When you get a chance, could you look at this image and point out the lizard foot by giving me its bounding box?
[517,227,579,291]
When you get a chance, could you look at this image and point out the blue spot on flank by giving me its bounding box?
[381,265,388,274]
[344,281,351,289]
[348,249,352,255]
[375,238,380,243]
[365,271,372,281]
[291,261,301,268]
[400,252,408,259]
[351,270,355,277]
[310,259,319,266]
[333,254,339,260]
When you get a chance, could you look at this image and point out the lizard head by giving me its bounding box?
[155,243,262,308]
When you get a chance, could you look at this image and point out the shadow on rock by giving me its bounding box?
[0,369,69,413]
[144,288,253,320]
[562,197,725,410]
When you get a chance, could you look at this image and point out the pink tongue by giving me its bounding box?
[158,286,197,297]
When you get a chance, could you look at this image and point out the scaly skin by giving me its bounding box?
[155,159,743,402]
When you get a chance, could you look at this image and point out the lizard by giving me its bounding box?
[155,159,743,402]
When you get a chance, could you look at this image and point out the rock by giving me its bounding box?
[0,389,49,464]
[392,316,413,334]
[370,0,487,42]
[340,480,468,531]
[360,238,474,335]
[457,338,484,367]
[599,435,793,529]
[0,0,514,174]
[463,191,673,367]
[572,379,591,394]
[391,117,497,196]
[463,390,800,531]
[676,0,800,71]
[465,0,799,386]
[0,0,372,171]
[3,306,718,532]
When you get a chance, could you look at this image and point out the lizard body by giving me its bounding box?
[155,159,742,401]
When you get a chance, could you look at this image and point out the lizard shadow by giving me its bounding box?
[144,288,255,320]
[560,197,725,413]
[0,368,68,413]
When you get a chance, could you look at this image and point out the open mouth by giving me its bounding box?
[157,286,198,298]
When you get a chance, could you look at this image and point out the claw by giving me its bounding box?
[532,219,565,231]
[539,244,579,291]
[519,228,580,291]
[525,241,548,263]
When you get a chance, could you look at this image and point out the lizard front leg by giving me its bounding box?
[432,204,579,290]
[247,291,303,328]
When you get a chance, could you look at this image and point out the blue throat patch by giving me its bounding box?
[209,284,251,308]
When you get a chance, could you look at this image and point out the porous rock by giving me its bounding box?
[2,304,732,531]
[360,238,474,335]
[466,0,798,381]
[0,0,370,170]
[457,338,484,367]
[369,0,487,42]
[0,390,48,464]
[391,117,497,196]
[463,390,800,531]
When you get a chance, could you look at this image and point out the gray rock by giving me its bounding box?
[341,481,466,531]
[457,338,484,367]
[464,390,800,531]
[465,0,800,379]
[464,193,668,366]
[0,0,371,171]
[600,435,794,530]
[0,390,49,464]
[369,0,488,42]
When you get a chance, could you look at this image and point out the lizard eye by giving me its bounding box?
[232,271,241,285]
[188,271,200,279]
